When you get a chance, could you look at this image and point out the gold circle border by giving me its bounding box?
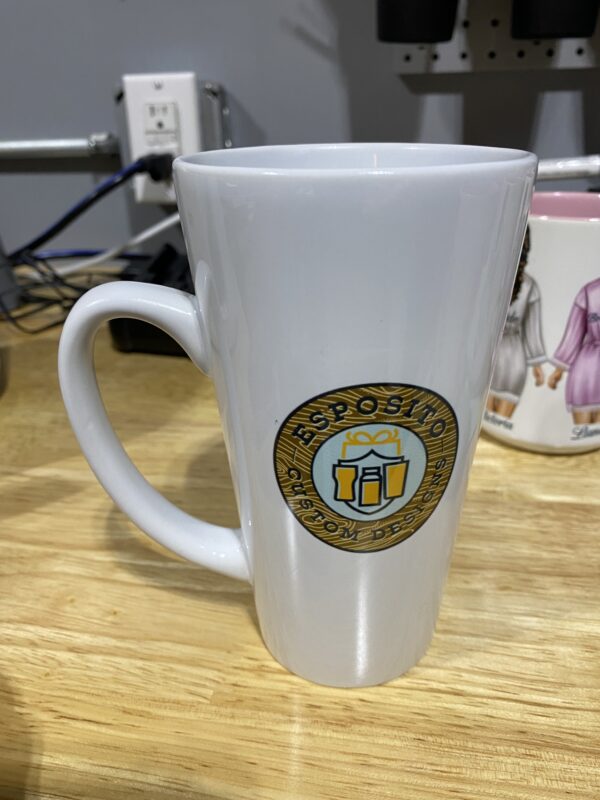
[273,383,459,553]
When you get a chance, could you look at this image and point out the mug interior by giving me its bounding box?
[531,192,600,221]
[176,143,532,173]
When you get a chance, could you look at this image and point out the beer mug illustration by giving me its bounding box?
[333,429,409,512]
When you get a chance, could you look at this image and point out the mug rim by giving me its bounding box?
[531,191,600,222]
[174,142,536,177]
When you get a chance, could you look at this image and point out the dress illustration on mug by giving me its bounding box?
[547,276,600,425]
[487,228,546,420]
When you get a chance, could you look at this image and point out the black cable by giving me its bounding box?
[0,285,64,334]
[20,253,80,302]
[0,251,110,334]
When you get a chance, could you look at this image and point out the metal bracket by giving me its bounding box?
[200,82,232,151]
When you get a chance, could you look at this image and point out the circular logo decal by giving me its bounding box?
[273,383,458,553]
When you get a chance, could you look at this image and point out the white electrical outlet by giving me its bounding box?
[123,72,201,204]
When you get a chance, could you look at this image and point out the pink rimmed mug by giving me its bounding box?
[483,192,600,453]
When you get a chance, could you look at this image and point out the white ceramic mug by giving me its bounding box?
[483,192,600,453]
[58,144,536,687]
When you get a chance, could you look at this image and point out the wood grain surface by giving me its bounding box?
[0,324,599,799]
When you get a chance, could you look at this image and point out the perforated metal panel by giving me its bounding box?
[394,0,600,74]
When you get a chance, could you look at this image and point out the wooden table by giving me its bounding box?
[1,323,599,800]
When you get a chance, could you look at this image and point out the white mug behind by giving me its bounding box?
[59,144,536,687]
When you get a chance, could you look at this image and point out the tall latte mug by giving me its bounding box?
[59,144,536,687]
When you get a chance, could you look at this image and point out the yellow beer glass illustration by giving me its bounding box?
[332,428,409,513]
[333,463,358,501]
[385,459,408,498]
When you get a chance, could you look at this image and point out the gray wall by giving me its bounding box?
[1,0,599,254]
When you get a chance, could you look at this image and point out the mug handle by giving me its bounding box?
[58,281,250,582]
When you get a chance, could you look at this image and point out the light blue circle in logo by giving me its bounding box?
[311,423,427,522]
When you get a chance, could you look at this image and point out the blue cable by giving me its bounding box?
[34,248,150,261]
[9,159,146,260]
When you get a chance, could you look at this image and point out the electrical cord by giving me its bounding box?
[9,160,144,258]
[1,154,177,332]
[8,153,174,260]
[19,214,180,284]
[52,213,181,278]
[0,251,111,333]
[1,216,181,332]
[34,248,151,261]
